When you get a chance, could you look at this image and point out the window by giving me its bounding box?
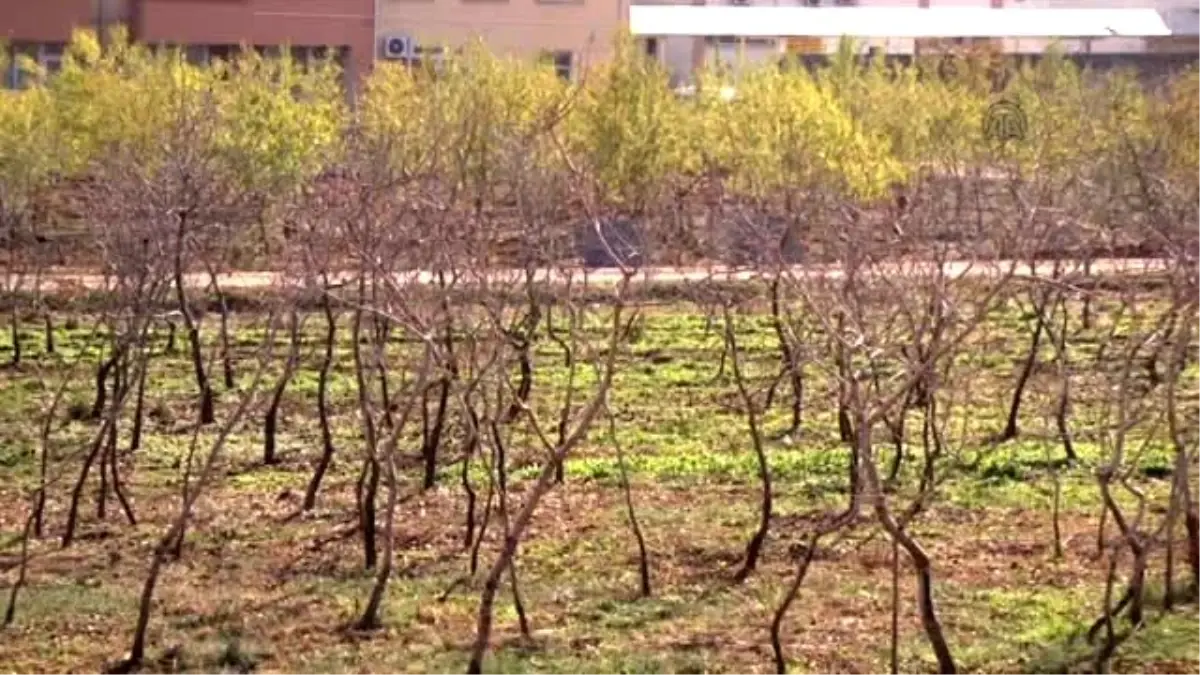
[644,38,659,60]
[290,45,334,69]
[41,43,64,75]
[280,47,345,94]
[208,45,236,63]
[5,45,24,89]
[184,44,211,66]
[713,36,774,46]
[4,43,65,89]
[253,45,285,59]
[540,50,573,81]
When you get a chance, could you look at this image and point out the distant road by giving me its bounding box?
[18,257,1170,294]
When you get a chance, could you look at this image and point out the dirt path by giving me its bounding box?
[15,257,1167,293]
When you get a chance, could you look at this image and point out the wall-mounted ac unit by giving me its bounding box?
[381,35,412,60]
[730,0,752,6]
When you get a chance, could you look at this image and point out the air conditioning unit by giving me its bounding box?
[730,0,752,6]
[381,35,412,60]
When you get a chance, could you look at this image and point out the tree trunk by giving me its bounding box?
[461,409,480,550]
[508,563,531,638]
[173,222,214,425]
[214,285,235,390]
[374,316,394,430]
[769,278,804,434]
[609,409,650,596]
[884,411,907,487]
[112,327,280,673]
[467,296,628,673]
[835,320,854,444]
[1048,296,1077,463]
[725,309,772,583]
[421,377,451,490]
[42,312,54,355]
[4,509,35,626]
[128,357,148,454]
[864,434,957,674]
[263,310,300,465]
[350,301,380,571]
[63,416,115,547]
[769,534,820,674]
[108,416,137,526]
[97,381,118,521]
[104,353,136,526]
[357,457,379,570]
[470,458,495,577]
[90,348,122,420]
[1000,291,1047,442]
[9,307,21,368]
[302,294,337,511]
[356,350,431,631]
[547,303,576,485]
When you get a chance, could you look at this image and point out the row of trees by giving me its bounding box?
[1,28,1197,673]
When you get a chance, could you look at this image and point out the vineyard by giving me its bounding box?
[0,29,1198,674]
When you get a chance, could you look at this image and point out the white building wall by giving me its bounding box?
[1002,0,1155,53]
[643,0,1195,84]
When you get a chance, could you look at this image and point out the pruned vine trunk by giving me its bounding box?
[263,310,301,465]
[302,292,337,511]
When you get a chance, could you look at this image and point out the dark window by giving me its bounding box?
[184,44,210,65]
[208,44,235,63]
[4,42,63,88]
[540,50,573,80]
[645,38,659,59]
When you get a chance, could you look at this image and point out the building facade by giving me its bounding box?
[638,0,1195,85]
[1,0,375,89]
[1,0,1192,89]
[374,0,627,80]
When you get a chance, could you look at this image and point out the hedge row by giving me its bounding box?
[0,30,1196,269]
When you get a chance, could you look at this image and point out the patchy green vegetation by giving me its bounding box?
[0,293,1195,674]
[0,26,1196,675]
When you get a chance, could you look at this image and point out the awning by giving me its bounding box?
[628,6,1174,38]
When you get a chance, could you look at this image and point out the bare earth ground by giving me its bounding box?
[18,257,1168,293]
[0,290,1196,674]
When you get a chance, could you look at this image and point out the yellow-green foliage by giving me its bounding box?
[819,41,987,185]
[51,28,191,170]
[360,58,436,176]
[46,28,344,197]
[715,57,903,200]
[212,48,346,194]
[0,38,64,220]
[1157,67,1199,185]
[363,41,568,190]
[571,34,690,207]
[1,27,1194,227]
[0,85,58,216]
